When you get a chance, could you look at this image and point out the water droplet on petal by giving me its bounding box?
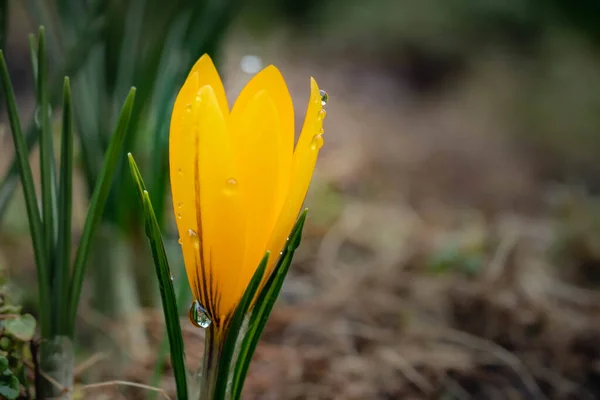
[319,90,328,107]
[176,212,182,220]
[318,109,327,120]
[188,229,200,249]
[170,273,174,281]
[177,202,183,209]
[188,300,212,328]
[186,104,192,112]
[223,178,238,196]
[310,133,324,150]
[178,168,183,176]
[178,238,182,245]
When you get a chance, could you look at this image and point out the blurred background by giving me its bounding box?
[1,0,600,398]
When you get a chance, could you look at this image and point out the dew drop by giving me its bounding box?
[186,104,192,112]
[317,109,327,120]
[223,177,238,195]
[177,202,183,209]
[188,300,212,328]
[178,167,183,176]
[310,133,324,150]
[188,229,200,249]
[170,273,174,281]
[319,90,328,107]
[178,238,182,245]
[176,212,182,220]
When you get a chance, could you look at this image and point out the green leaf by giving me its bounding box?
[213,252,269,400]
[0,50,50,336]
[127,154,187,400]
[0,356,8,371]
[4,314,37,341]
[231,210,308,400]
[148,264,189,400]
[0,123,38,220]
[66,88,136,334]
[36,26,59,301]
[0,374,19,399]
[0,0,7,114]
[55,77,73,334]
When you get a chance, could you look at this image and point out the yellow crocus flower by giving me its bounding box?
[169,54,325,327]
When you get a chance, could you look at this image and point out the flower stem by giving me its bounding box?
[199,324,223,400]
[199,324,224,400]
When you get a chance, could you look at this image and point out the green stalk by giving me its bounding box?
[37,27,58,283]
[55,77,73,335]
[39,336,74,399]
[198,326,224,400]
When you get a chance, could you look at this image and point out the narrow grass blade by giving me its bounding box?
[231,210,308,400]
[0,123,38,219]
[213,252,269,400]
[128,153,188,400]
[148,261,190,400]
[0,50,50,335]
[36,26,58,286]
[55,77,73,335]
[28,34,38,94]
[0,0,7,113]
[67,88,136,334]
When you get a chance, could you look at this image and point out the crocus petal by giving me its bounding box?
[231,65,294,212]
[186,54,230,115]
[230,89,282,291]
[268,78,324,271]
[195,85,246,324]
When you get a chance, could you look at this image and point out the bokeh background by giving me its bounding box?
[1,0,600,398]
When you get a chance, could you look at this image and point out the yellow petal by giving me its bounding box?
[230,89,282,291]
[184,54,229,115]
[231,65,294,211]
[170,69,245,323]
[267,77,324,272]
[195,85,246,324]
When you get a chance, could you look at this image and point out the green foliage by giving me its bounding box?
[127,154,188,400]
[1,27,135,339]
[230,211,307,400]
[3,315,36,342]
[0,272,36,399]
[0,357,20,400]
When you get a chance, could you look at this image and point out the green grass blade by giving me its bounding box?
[55,77,73,334]
[148,255,190,400]
[0,50,51,336]
[0,0,7,113]
[214,252,269,400]
[0,123,38,219]
[36,26,58,289]
[231,210,308,400]
[128,153,188,400]
[28,34,38,94]
[67,88,136,334]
